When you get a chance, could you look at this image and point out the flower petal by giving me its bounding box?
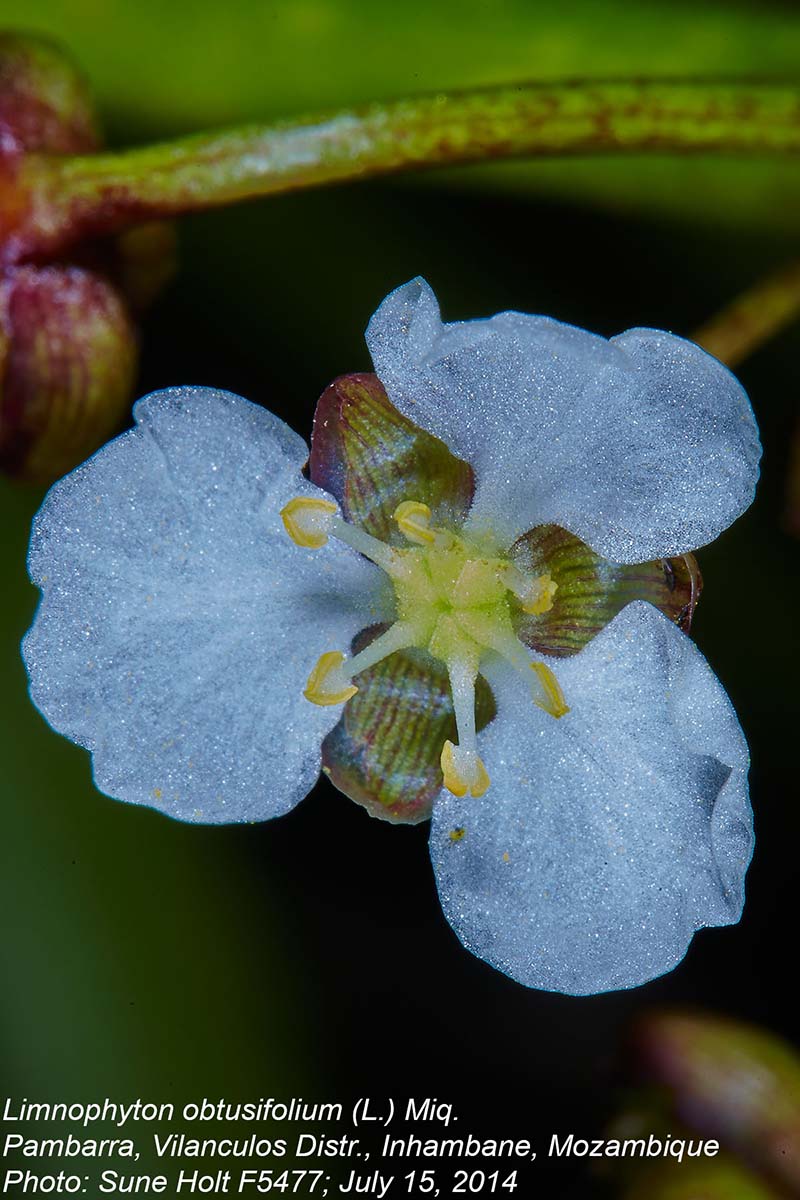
[366,279,761,563]
[322,626,496,824]
[308,372,473,543]
[23,387,387,824]
[430,602,752,995]
[511,524,701,656]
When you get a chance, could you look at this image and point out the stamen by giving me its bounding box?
[441,741,490,799]
[304,651,358,706]
[529,661,570,718]
[455,610,528,670]
[456,611,569,719]
[329,516,399,574]
[440,656,491,799]
[521,573,558,615]
[304,622,418,709]
[280,496,337,548]
[501,564,558,614]
[448,657,480,757]
[394,500,436,546]
[341,621,418,678]
[280,495,400,574]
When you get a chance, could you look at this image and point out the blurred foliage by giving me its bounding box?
[5,0,800,122]
[609,1011,800,1197]
[621,1158,779,1200]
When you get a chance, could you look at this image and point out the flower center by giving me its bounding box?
[280,496,568,798]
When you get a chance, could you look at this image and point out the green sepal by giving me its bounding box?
[322,626,495,824]
[511,525,701,657]
[308,373,473,543]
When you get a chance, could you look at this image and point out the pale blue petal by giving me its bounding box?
[23,387,388,824]
[366,278,760,563]
[430,602,752,995]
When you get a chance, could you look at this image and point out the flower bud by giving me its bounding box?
[0,265,137,481]
[1,34,175,482]
[631,1011,800,1195]
[0,32,99,155]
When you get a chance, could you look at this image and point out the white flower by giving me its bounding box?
[23,278,760,996]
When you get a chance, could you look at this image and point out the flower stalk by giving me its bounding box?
[7,79,800,260]
[693,257,800,367]
[4,36,797,483]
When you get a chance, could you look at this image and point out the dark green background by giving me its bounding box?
[1,2,798,1195]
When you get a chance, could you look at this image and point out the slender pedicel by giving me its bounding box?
[281,496,569,794]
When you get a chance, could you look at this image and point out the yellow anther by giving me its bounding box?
[280,496,337,548]
[441,742,468,797]
[394,500,436,546]
[440,740,491,799]
[471,758,491,798]
[530,661,570,719]
[500,563,558,614]
[520,573,558,615]
[303,651,358,707]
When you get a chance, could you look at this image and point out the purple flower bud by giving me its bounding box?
[0,265,137,481]
[0,35,176,481]
[0,32,99,156]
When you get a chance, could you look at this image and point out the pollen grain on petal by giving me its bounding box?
[304,651,358,707]
[280,496,337,548]
[530,661,570,719]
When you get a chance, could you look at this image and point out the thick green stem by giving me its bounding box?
[9,79,800,259]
